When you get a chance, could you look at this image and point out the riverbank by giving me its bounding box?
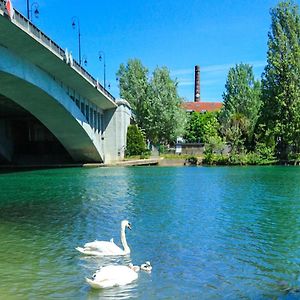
[0,159,160,169]
[0,158,190,169]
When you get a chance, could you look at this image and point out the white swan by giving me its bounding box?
[129,261,152,272]
[140,261,152,272]
[128,263,140,272]
[86,265,138,289]
[76,220,132,256]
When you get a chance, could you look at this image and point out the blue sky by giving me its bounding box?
[13,0,284,102]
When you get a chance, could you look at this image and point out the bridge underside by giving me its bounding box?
[0,9,131,165]
[0,94,75,165]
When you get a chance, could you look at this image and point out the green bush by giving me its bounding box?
[186,155,198,165]
[125,125,148,157]
[288,152,300,165]
[203,151,277,166]
[255,142,276,162]
[203,153,229,165]
[140,150,151,159]
[158,145,167,154]
[228,153,244,165]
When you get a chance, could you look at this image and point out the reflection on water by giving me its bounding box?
[1,166,300,299]
[87,282,139,300]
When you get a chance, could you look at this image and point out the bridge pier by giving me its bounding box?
[103,99,131,163]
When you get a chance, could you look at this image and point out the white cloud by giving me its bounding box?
[177,79,219,87]
[178,81,194,86]
[201,79,219,86]
[171,69,194,76]
[171,60,266,77]
[177,78,194,86]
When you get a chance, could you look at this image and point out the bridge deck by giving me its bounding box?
[0,0,116,110]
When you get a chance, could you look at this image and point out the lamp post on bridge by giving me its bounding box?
[98,51,106,89]
[26,0,29,18]
[72,16,82,66]
[82,55,88,67]
[26,0,39,21]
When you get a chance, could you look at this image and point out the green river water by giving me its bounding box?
[0,166,300,299]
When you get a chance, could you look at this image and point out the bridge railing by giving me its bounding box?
[0,0,115,103]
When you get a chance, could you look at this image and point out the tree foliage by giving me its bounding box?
[188,1,300,165]
[117,60,186,145]
[146,67,187,144]
[219,63,262,152]
[117,59,149,129]
[260,0,300,159]
[125,125,147,157]
[184,111,221,144]
[118,1,300,165]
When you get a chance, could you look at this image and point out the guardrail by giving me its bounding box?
[0,0,115,103]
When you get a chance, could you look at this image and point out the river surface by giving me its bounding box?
[1,166,300,299]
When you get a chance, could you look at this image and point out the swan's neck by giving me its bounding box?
[120,225,130,254]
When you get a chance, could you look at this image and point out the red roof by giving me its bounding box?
[182,101,223,112]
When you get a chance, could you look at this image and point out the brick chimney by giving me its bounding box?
[194,65,200,102]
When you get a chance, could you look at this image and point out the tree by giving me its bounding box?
[117,59,149,129]
[219,63,262,152]
[125,125,147,157]
[146,67,186,145]
[184,111,221,143]
[117,61,186,145]
[260,0,300,159]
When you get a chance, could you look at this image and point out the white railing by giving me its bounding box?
[0,0,115,102]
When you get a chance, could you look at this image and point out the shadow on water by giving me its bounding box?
[0,165,84,174]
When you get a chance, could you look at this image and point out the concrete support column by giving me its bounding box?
[102,99,131,163]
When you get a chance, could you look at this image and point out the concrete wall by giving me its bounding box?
[103,99,131,163]
[175,143,231,155]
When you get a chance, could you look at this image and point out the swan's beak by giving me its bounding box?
[127,223,132,230]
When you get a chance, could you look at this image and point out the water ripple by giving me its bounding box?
[1,166,300,298]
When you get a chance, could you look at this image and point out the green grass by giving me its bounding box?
[160,154,203,160]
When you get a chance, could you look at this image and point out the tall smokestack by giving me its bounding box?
[194,65,200,102]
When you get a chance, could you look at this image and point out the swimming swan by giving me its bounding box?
[86,261,152,289]
[129,261,152,272]
[140,261,152,272]
[76,220,132,256]
[86,265,138,288]
[128,263,140,272]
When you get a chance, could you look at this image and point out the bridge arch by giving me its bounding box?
[0,46,103,163]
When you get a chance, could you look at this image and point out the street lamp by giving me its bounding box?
[26,0,29,19]
[26,0,39,20]
[30,2,39,20]
[82,55,88,67]
[98,51,106,89]
[72,16,81,66]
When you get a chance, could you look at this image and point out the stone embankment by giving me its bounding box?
[112,157,197,167]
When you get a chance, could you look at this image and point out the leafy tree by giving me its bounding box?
[117,59,149,129]
[184,112,204,143]
[117,61,186,145]
[219,63,262,152]
[125,125,147,157]
[184,111,221,144]
[146,67,186,145]
[260,0,300,159]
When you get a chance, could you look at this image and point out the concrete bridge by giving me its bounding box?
[0,1,131,165]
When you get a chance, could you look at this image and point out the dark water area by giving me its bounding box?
[1,166,300,299]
